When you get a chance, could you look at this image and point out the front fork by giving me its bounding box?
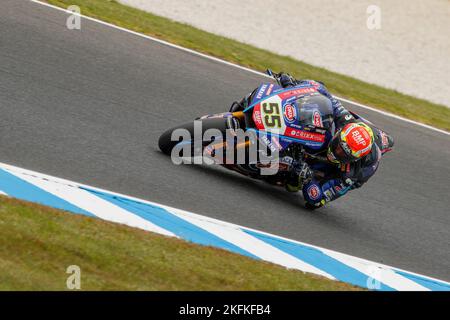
[205,111,249,156]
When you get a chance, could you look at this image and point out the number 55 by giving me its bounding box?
[262,103,281,128]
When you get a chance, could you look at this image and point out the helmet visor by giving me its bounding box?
[334,143,347,159]
[329,133,354,163]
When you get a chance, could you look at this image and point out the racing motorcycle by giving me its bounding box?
[158,70,394,192]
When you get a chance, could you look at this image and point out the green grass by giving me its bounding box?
[0,196,361,290]
[44,0,450,131]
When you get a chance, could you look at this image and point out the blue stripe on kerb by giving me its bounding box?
[82,187,258,259]
[243,229,395,291]
[0,169,93,217]
[394,270,450,291]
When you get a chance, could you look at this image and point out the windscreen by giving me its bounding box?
[295,94,334,129]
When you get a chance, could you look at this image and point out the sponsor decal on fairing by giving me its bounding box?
[279,87,316,100]
[260,135,278,153]
[252,108,264,128]
[283,103,297,123]
[284,128,325,143]
[256,84,268,100]
[313,110,323,127]
[266,84,274,96]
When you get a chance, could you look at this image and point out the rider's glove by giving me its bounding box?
[279,73,296,88]
[280,156,294,168]
[285,161,313,192]
[295,162,314,185]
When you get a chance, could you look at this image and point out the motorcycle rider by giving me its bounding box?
[299,121,381,210]
[230,72,393,210]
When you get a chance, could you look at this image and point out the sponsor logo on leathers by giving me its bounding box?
[307,184,321,200]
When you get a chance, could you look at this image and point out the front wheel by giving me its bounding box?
[158,118,229,156]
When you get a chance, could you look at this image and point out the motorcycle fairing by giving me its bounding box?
[245,84,329,150]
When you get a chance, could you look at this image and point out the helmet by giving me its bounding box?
[327,122,374,163]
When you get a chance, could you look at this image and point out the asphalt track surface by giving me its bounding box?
[1,1,449,280]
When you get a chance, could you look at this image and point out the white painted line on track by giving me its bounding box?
[30,0,449,136]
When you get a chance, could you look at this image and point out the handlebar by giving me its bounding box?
[266,69,283,85]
